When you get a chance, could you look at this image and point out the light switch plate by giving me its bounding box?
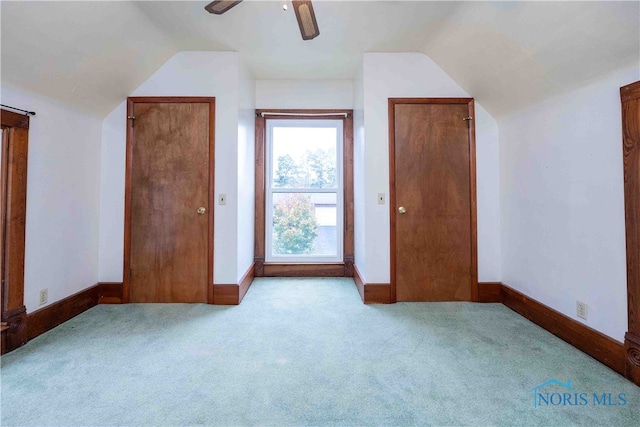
[377,193,385,205]
[219,194,226,205]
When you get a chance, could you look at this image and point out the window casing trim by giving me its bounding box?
[254,109,354,278]
[265,119,344,263]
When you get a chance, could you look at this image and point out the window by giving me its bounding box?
[254,109,353,278]
[265,120,344,263]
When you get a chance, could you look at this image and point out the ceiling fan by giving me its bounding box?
[205,0,320,41]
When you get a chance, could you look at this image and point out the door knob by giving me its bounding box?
[197,207,206,215]
[398,206,406,214]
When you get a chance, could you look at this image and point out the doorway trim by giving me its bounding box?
[254,109,354,277]
[388,98,478,303]
[1,109,30,352]
[123,97,215,304]
[621,81,640,385]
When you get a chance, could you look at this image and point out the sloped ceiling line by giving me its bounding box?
[1,1,638,119]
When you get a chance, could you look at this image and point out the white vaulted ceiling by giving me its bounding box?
[1,1,638,118]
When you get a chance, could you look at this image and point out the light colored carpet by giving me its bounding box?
[1,277,639,426]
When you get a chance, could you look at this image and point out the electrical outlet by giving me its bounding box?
[577,301,588,320]
[377,193,385,205]
[39,288,48,306]
[219,194,226,205]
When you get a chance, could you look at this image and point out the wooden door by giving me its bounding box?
[390,99,477,302]
[125,98,214,303]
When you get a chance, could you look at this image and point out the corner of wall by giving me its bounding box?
[353,62,366,277]
[474,104,502,282]
[98,101,127,282]
[237,60,256,282]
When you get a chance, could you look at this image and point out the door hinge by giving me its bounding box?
[128,116,135,127]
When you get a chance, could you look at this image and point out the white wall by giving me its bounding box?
[237,62,255,281]
[353,67,366,275]
[255,80,353,109]
[359,53,502,283]
[499,65,639,342]
[98,102,125,283]
[99,51,247,284]
[1,85,102,312]
[476,105,502,281]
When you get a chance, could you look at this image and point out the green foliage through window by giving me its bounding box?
[307,148,336,188]
[273,194,319,255]
[273,148,336,188]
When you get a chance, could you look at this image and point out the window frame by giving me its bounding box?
[265,119,344,263]
[254,109,354,278]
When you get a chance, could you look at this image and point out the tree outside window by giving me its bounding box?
[272,148,336,254]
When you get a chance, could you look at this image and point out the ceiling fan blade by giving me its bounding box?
[292,1,320,40]
[204,0,243,15]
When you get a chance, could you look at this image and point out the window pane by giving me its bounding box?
[271,193,338,257]
[272,127,338,189]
